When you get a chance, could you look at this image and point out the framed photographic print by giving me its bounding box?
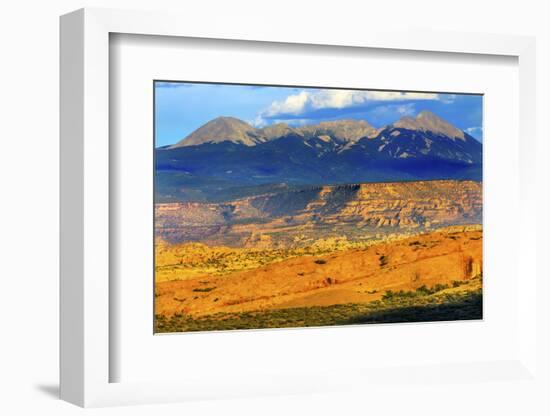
[60,8,539,408]
[153,81,484,333]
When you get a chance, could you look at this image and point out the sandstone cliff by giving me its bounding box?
[155,179,482,247]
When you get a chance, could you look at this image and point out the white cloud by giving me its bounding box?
[251,115,267,127]
[439,94,457,104]
[395,103,416,115]
[251,116,315,128]
[284,118,316,126]
[366,103,416,120]
[465,126,483,136]
[259,89,445,121]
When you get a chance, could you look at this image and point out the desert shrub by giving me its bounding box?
[382,289,420,301]
[432,283,449,293]
[415,283,449,295]
[382,290,395,300]
[397,290,417,298]
[155,286,483,333]
[416,285,431,295]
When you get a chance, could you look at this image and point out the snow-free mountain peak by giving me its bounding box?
[259,123,298,140]
[169,111,474,150]
[170,116,263,148]
[298,119,377,143]
[393,111,466,140]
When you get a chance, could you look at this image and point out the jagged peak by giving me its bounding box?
[393,111,465,140]
[170,116,260,148]
[168,110,469,149]
[297,118,377,142]
[259,122,299,140]
[317,119,373,128]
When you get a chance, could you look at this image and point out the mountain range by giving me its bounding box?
[168,116,378,148]
[156,111,482,202]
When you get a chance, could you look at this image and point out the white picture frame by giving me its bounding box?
[60,7,538,408]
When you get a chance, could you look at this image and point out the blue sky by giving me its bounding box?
[155,81,483,147]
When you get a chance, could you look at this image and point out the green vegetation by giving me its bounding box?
[156,236,379,281]
[382,284,445,300]
[155,287,482,333]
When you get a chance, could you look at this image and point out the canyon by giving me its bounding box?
[155,179,482,247]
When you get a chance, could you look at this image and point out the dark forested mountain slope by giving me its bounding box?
[156,111,482,202]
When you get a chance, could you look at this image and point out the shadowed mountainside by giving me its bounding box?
[154,110,483,332]
[156,111,482,202]
[155,179,482,246]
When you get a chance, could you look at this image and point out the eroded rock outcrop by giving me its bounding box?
[156,180,482,246]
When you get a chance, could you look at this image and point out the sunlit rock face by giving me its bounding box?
[155,180,482,246]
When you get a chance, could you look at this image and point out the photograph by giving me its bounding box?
[1,0,543,412]
[153,81,483,333]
